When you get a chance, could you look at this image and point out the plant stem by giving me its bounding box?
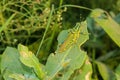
[92,37,97,79]
[59,0,63,7]
[57,4,93,11]
[36,5,54,57]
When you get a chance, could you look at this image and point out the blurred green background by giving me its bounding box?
[0,0,120,76]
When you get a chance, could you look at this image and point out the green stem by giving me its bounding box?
[92,37,97,79]
[59,0,63,7]
[46,24,57,51]
[36,5,54,57]
[0,13,16,33]
[56,4,92,11]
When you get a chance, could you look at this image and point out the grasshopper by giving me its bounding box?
[57,23,82,53]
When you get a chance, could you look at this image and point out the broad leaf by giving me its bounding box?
[71,56,92,80]
[96,61,116,80]
[1,47,35,80]
[18,44,45,79]
[45,21,90,80]
[115,64,120,80]
[9,73,26,80]
[53,45,87,80]
[90,9,120,47]
[45,47,73,80]
[9,73,39,80]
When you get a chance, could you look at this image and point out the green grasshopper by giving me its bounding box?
[57,23,82,53]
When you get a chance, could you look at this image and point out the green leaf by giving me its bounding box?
[45,47,72,80]
[58,46,87,80]
[45,21,89,80]
[71,56,92,80]
[45,45,87,80]
[115,64,120,80]
[1,47,33,80]
[18,44,45,79]
[90,9,120,47]
[9,73,25,80]
[9,73,39,80]
[96,61,116,80]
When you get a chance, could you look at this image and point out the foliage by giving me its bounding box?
[0,0,120,80]
[90,9,120,47]
[1,20,92,80]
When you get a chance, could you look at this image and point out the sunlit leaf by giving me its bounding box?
[115,64,120,80]
[1,47,33,80]
[18,44,45,79]
[9,73,39,80]
[9,74,25,80]
[56,46,87,80]
[96,61,116,80]
[45,21,90,80]
[71,56,92,80]
[90,9,120,47]
[45,44,87,80]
